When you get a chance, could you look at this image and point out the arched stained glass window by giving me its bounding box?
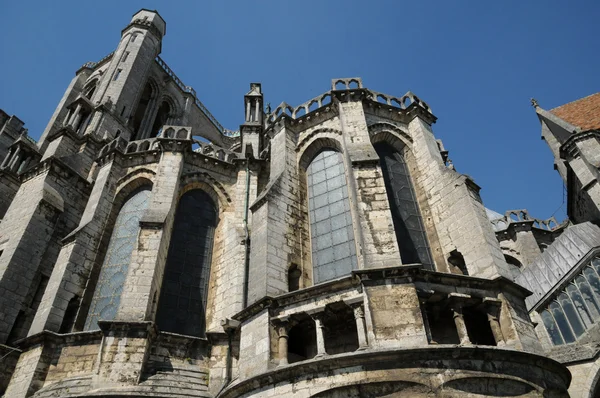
[576,275,600,319]
[549,301,575,344]
[156,189,217,337]
[540,309,564,345]
[374,142,433,269]
[85,187,151,330]
[307,149,357,284]
[566,284,593,328]
[558,292,585,337]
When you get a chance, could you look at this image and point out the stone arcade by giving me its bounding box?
[0,8,599,398]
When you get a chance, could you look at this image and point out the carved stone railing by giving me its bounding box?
[192,141,239,163]
[490,209,563,232]
[365,90,431,113]
[265,82,432,127]
[155,56,229,136]
[80,51,115,71]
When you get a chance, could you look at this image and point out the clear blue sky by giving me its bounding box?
[1,1,598,221]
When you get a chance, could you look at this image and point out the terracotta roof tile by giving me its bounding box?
[550,92,600,131]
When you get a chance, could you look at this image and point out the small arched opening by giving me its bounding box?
[448,250,468,275]
[288,264,301,292]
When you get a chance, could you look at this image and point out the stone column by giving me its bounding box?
[8,145,20,172]
[274,321,290,366]
[1,147,13,169]
[483,297,505,346]
[352,305,368,350]
[312,314,327,358]
[69,104,83,129]
[448,293,471,345]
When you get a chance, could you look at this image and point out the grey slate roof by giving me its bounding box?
[515,222,600,310]
[485,208,507,231]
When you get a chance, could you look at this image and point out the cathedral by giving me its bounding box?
[0,8,599,398]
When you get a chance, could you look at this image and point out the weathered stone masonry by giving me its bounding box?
[4,8,599,398]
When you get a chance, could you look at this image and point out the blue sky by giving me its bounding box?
[1,1,598,221]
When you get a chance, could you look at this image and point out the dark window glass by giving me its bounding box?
[576,275,600,320]
[558,293,586,337]
[566,284,593,328]
[549,301,575,343]
[85,187,151,330]
[374,143,433,269]
[307,150,357,284]
[156,189,217,337]
[540,309,564,345]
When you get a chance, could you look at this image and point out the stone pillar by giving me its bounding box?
[69,104,83,129]
[275,321,290,366]
[483,297,505,346]
[337,96,401,269]
[8,145,20,172]
[352,305,368,349]
[448,293,471,345]
[312,314,327,357]
[0,176,64,344]
[28,158,122,335]
[407,115,513,279]
[117,150,184,322]
[1,147,12,168]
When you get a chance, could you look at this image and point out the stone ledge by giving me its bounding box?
[219,346,570,398]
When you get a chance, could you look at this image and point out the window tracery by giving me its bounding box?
[306,149,357,284]
[540,256,600,345]
[156,189,217,337]
[84,187,151,330]
[374,142,433,269]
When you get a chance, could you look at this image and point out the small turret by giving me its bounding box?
[240,83,264,158]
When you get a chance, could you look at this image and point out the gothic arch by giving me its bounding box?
[368,122,413,149]
[301,144,358,284]
[298,134,344,170]
[115,168,157,195]
[83,179,154,330]
[372,139,434,268]
[156,188,218,337]
[131,77,160,139]
[83,78,99,100]
[179,172,232,211]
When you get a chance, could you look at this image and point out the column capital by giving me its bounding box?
[352,305,365,319]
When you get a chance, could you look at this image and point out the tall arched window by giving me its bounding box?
[307,149,357,284]
[374,142,433,269]
[156,189,217,337]
[84,187,151,330]
[132,81,156,139]
[150,101,172,138]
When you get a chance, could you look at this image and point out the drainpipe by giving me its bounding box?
[242,159,251,308]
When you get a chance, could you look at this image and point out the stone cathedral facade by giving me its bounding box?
[1,8,600,398]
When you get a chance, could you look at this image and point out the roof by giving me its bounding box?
[485,208,507,231]
[550,92,600,131]
[515,222,600,310]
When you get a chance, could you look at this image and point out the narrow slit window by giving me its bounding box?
[122,51,129,62]
[113,69,122,81]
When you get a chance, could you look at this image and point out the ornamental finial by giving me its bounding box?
[531,98,539,108]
